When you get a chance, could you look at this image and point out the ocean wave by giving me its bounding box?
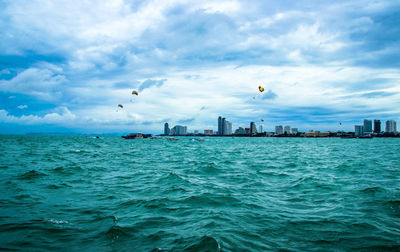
[52,165,83,174]
[177,193,242,208]
[182,236,220,252]
[2,136,400,250]
[18,170,48,180]
[360,186,387,194]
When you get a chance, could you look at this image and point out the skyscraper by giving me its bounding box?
[363,119,372,133]
[385,120,397,133]
[284,126,291,134]
[221,117,226,136]
[250,122,257,135]
[373,120,381,133]
[164,122,170,135]
[218,116,222,135]
[275,125,283,135]
[224,121,232,135]
[355,125,364,136]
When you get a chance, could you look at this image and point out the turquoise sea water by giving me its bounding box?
[0,135,399,251]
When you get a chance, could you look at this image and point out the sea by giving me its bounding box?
[0,135,399,251]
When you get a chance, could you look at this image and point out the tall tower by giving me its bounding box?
[218,116,222,135]
[386,120,397,133]
[363,119,372,133]
[222,117,226,136]
[164,123,170,135]
[373,120,381,133]
[250,122,257,135]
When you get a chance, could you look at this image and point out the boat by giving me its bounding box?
[167,137,179,141]
[151,136,162,139]
[190,138,204,141]
[122,133,152,139]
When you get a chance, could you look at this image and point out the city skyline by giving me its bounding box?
[163,116,397,136]
[1,0,400,134]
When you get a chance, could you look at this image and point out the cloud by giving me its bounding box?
[138,79,167,92]
[0,67,66,100]
[261,90,277,100]
[113,81,139,89]
[0,107,75,125]
[17,105,28,109]
[1,0,400,133]
[359,91,398,98]
[177,118,195,124]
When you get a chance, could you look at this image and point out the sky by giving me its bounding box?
[1,0,400,134]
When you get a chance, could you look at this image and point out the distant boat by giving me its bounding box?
[122,133,152,139]
[151,136,162,139]
[190,138,204,141]
[167,137,179,141]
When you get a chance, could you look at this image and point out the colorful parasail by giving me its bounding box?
[132,90,138,96]
[261,119,264,122]
[259,86,264,92]
[118,104,124,108]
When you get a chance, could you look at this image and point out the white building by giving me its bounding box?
[171,125,187,135]
[224,120,232,135]
[385,120,397,133]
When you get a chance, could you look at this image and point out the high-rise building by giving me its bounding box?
[218,116,222,135]
[164,122,170,135]
[284,126,291,134]
[363,119,372,133]
[374,120,381,133]
[221,117,226,135]
[385,120,397,133]
[194,130,199,135]
[250,122,257,135]
[355,125,364,136]
[224,121,232,135]
[245,128,250,134]
[259,125,263,133]
[171,125,187,135]
[275,125,283,135]
[292,128,298,134]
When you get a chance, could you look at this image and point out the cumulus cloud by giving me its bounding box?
[17,105,28,109]
[0,67,66,100]
[0,107,75,125]
[261,90,277,100]
[0,0,399,133]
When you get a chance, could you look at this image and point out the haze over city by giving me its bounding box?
[1,0,400,134]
